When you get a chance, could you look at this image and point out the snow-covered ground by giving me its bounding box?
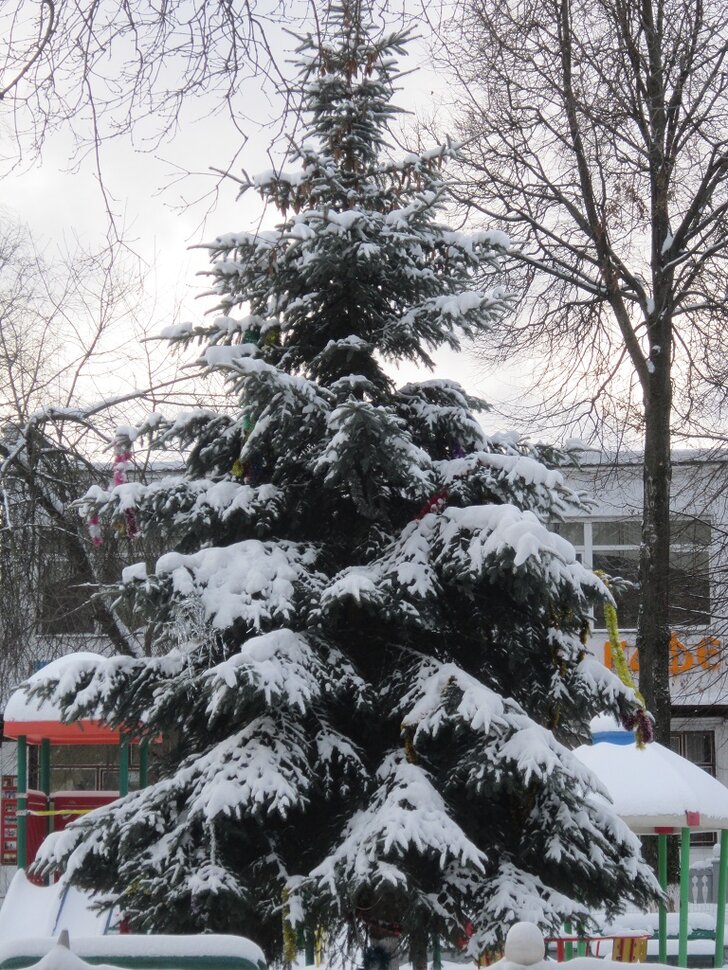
[2,870,727,970]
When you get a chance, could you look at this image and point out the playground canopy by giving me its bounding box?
[574,717,728,969]
[575,716,728,833]
[3,654,150,872]
[4,654,123,745]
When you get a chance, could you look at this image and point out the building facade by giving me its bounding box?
[559,450,728,863]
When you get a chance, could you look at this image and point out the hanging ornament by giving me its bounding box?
[416,489,449,520]
[414,440,472,519]
[112,429,138,539]
[230,413,256,482]
[450,438,466,459]
[401,724,418,764]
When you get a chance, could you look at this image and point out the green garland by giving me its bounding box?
[595,571,651,748]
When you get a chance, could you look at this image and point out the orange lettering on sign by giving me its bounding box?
[603,641,631,671]
[696,636,721,670]
[670,633,693,676]
[601,634,722,676]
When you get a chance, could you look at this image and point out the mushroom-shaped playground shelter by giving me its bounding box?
[575,718,728,968]
[3,654,149,873]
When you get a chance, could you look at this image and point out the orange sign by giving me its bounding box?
[602,633,721,677]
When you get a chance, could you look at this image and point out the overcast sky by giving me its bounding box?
[1,11,529,433]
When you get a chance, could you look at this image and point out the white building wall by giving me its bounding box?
[561,452,728,864]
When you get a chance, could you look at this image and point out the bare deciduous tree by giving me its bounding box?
[0,221,224,699]
[0,0,299,160]
[434,0,728,741]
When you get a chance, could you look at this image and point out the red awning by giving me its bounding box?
[4,720,124,745]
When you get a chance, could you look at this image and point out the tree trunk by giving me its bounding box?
[409,930,429,970]
[636,354,673,744]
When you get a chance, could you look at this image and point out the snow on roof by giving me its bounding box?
[4,654,103,724]
[15,943,121,970]
[0,935,265,967]
[574,732,728,832]
[3,655,126,744]
[565,446,728,468]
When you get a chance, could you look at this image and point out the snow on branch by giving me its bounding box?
[205,629,326,718]
[148,539,325,632]
[310,752,486,900]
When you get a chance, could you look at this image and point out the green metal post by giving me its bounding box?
[139,741,149,789]
[39,737,51,884]
[564,920,573,961]
[39,739,50,797]
[714,830,728,968]
[576,940,587,957]
[659,833,668,964]
[304,930,315,966]
[119,734,129,797]
[16,736,26,870]
[679,827,691,968]
[433,935,442,970]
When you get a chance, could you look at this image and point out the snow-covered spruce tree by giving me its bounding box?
[30,4,659,963]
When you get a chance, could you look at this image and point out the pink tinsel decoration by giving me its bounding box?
[113,439,138,539]
[88,433,140,545]
[88,513,102,547]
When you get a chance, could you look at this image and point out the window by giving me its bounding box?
[38,530,96,636]
[554,522,585,558]
[670,730,716,845]
[591,522,641,628]
[553,516,711,629]
[48,744,118,791]
[669,518,712,628]
[43,743,154,792]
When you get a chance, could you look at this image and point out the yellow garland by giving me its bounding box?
[314,929,326,967]
[402,725,418,765]
[596,571,649,747]
[282,889,298,966]
[24,808,91,817]
[603,598,646,708]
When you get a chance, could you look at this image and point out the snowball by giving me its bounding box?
[589,713,622,734]
[504,922,545,966]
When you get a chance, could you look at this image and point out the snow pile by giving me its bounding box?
[503,922,545,965]
[0,871,112,941]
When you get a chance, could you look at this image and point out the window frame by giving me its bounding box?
[554,516,712,631]
[669,729,717,846]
